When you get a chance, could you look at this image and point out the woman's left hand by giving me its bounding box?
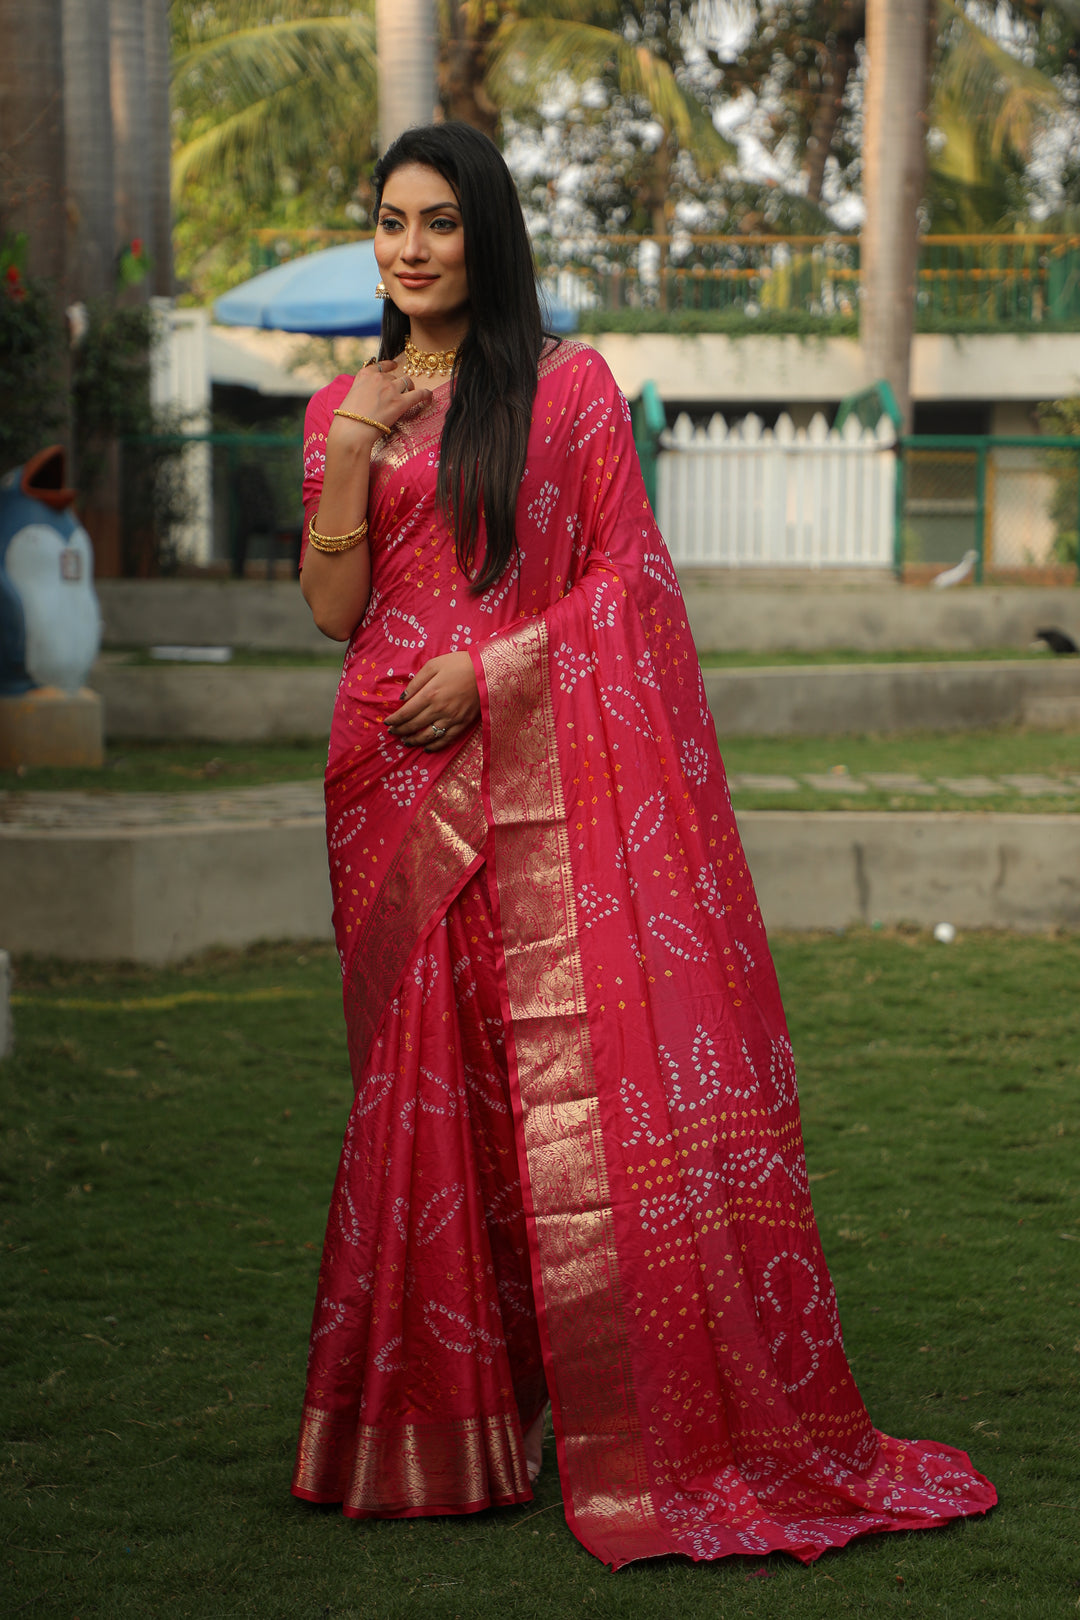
[386,652,480,752]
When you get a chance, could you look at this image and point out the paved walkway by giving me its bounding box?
[0,782,325,830]
[729,770,1080,797]
[2,770,1079,833]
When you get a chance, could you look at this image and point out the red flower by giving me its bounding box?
[5,264,20,284]
[130,238,143,257]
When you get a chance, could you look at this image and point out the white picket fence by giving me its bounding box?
[656,411,897,568]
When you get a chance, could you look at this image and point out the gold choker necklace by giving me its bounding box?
[403,337,458,378]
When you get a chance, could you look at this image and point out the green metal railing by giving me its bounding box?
[126,424,1080,586]
[122,431,303,576]
[248,229,1080,329]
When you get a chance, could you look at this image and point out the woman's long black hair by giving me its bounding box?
[373,122,547,594]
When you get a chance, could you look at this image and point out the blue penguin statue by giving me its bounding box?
[0,446,103,766]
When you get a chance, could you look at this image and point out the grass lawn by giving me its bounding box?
[4,727,1078,814]
[0,742,329,796]
[2,932,1078,1618]
[102,647,1057,670]
[698,649,1062,668]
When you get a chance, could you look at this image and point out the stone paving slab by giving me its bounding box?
[802,773,869,793]
[1,766,1078,840]
[935,776,1003,797]
[863,773,940,794]
[727,773,800,792]
[997,774,1075,796]
[0,783,325,831]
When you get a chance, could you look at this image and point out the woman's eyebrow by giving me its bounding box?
[378,201,462,217]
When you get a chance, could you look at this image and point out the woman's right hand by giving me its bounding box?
[332,358,433,438]
[302,358,430,642]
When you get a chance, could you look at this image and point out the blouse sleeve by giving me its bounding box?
[298,374,352,570]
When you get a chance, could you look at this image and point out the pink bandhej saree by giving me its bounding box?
[292,341,996,1567]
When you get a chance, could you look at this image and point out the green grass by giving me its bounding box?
[2,933,1078,1618]
[2,727,1077,812]
[697,649,1058,668]
[105,648,345,668]
[0,740,328,795]
[577,307,1080,338]
[102,648,1055,671]
[1,723,1077,814]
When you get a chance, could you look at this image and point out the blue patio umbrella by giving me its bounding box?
[213,238,578,336]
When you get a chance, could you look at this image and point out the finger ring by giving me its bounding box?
[430,723,446,738]
[400,380,409,394]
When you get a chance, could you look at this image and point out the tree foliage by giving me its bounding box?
[170,0,740,296]
[168,0,1080,307]
[725,1,1080,230]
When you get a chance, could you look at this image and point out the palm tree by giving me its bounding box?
[170,1,379,202]
[484,1,734,236]
[145,0,174,296]
[62,0,115,301]
[171,0,732,233]
[860,0,933,431]
[111,0,152,273]
[377,0,437,151]
[0,0,67,287]
[733,1,1067,226]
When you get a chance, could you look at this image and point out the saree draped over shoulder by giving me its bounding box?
[293,342,996,1568]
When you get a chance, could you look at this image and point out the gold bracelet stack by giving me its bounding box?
[332,407,392,438]
[307,516,369,554]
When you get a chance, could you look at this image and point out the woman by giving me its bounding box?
[292,122,995,1569]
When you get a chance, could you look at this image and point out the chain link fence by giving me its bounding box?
[121,433,303,576]
[900,437,1080,583]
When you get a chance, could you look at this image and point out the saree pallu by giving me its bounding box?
[293,341,996,1566]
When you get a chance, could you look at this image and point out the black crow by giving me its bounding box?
[1035,627,1079,655]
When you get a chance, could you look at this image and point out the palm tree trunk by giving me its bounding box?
[109,0,151,281]
[0,0,67,288]
[804,9,861,208]
[377,0,437,152]
[62,0,115,301]
[861,0,931,431]
[143,0,173,297]
[436,0,498,139]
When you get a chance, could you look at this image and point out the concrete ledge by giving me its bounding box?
[92,664,340,742]
[1,805,1075,962]
[0,818,333,964]
[742,811,1080,933]
[681,580,1080,656]
[97,580,334,653]
[705,659,1080,737]
[91,658,1080,742]
[96,579,1080,658]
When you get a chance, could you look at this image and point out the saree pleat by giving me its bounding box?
[294,866,545,1515]
[294,339,996,1566]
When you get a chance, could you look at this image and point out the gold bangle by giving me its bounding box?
[307,516,368,553]
[332,408,392,438]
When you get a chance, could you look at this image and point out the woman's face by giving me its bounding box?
[374,162,469,332]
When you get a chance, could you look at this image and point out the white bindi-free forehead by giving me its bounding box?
[378,164,462,221]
